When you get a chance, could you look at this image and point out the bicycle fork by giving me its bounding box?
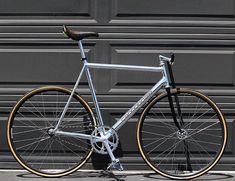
[166,87,192,172]
[164,55,192,172]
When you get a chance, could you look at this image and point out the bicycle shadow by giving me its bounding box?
[68,170,128,181]
[17,171,233,181]
[143,172,233,180]
[17,170,129,181]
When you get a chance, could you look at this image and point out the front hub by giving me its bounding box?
[177,129,188,140]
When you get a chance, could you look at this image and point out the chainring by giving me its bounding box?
[90,126,119,155]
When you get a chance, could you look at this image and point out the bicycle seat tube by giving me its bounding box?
[79,40,105,127]
[54,40,105,132]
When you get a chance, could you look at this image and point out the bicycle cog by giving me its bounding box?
[90,126,119,155]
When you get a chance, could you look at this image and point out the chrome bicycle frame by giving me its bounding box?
[54,40,172,140]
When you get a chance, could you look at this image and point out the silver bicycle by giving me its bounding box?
[7,26,227,180]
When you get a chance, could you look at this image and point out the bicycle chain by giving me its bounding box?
[57,136,90,151]
[60,125,96,129]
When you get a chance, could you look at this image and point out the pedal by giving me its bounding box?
[107,159,124,171]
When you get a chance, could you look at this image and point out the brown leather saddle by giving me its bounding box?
[63,25,99,41]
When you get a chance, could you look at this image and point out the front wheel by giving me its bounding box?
[7,86,96,177]
[137,88,227,180]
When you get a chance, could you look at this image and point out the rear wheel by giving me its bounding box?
[137,88,227,180]
[7,86,96,177]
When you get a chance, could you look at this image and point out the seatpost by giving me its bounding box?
[78,40,87,61]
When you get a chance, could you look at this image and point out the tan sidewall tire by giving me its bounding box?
[136,88,227,180]
[7,86,96,178]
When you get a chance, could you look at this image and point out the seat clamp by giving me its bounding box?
[81,58,87,61]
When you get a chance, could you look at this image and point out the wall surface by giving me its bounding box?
[1,0,235,170]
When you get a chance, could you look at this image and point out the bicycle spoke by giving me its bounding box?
[143,132,177,148]
[13,127,48,135]
[16,135,50,150]
[147,132,178,155]
[146,115,176,131]
[38,138,55,171]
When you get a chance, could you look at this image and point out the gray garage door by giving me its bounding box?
[0,0,235,170]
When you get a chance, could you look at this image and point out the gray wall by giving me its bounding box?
[1,0,235,170]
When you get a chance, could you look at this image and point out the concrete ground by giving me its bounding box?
[0,170,234,181]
